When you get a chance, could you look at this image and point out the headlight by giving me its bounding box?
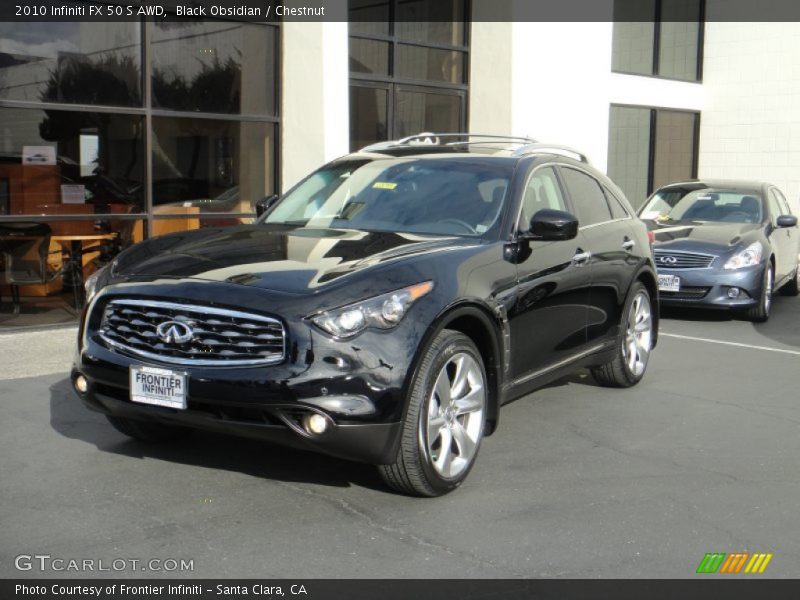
[724,241,763,270]
[84,265,109,303]
[310,281,434,338]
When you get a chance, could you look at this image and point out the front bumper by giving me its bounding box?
[71,281,434,465]
[657,264,764,309]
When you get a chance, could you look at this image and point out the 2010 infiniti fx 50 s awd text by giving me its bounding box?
[72,134,659,496]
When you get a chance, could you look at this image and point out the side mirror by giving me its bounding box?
[525,209,579,241]
[255,194,279,218]
[776,214,798,228]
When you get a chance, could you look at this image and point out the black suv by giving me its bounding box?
[73,134,659,496]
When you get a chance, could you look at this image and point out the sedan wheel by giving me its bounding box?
[379,330,487,496]
[745,264,774,322]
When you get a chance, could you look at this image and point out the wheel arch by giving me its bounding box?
[405,302,505,437]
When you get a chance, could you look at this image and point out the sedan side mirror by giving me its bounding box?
[255,194,279,218]
[776,214,798,228]
[525,209,579,241]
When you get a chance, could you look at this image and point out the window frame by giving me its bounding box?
[611,0,706,83]
[0,19,281,237]
[348,0,470,150]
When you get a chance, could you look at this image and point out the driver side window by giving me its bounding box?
[519,167,567,230]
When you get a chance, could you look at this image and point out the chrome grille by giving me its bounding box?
[97,299,285,366]
[654,250,716,269]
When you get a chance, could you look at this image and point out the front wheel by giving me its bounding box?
[745,264,773,322]
[591,281,654,388]
[378,330,487,497]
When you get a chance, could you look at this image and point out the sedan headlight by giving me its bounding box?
[310,281,434,338]
[84,264,109,303]
[724,241,763,270]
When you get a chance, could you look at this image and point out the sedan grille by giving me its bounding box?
[97,299,285,366]
[654,250,716,269]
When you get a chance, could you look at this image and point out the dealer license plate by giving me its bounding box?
[657,274,681,292]
[130,365,187,409]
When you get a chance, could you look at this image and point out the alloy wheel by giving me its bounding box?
[764,267,774,313]
[623,291,653,377]
[422,353,486,479]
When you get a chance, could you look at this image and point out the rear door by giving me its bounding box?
[508,165,592,382]
[558,166,637,347]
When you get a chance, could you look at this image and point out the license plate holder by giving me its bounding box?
[657,274,681,292]
[130,365,188,410]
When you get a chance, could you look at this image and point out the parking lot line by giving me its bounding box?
[661,332,800,356]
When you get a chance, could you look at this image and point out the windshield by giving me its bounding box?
[264,157,513,237]
[640,188,764,224]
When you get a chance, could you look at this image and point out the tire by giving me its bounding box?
[780,264,799,297]
[378,330,487,497]
[591,281,654,388]
[106,416,192,442]
[745,264,774,322]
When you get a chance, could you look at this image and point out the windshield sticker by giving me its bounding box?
[373,182,398,190]
[641,211,661,220]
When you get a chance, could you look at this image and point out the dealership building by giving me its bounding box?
[0,0,798,326]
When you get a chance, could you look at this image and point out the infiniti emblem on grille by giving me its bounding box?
[155,320,194,344]
[659,256,678,265]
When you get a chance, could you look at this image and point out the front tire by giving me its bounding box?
[745,264,773,322]
[592,281,654,388]
[106,416,192,442]
[378,330,487,497]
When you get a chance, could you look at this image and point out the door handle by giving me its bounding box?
[622,239,635,251]
[572,250,592,266]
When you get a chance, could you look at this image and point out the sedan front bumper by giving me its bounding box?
[657,264,764,309]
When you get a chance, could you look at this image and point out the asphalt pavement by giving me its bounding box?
[1,295,798,579]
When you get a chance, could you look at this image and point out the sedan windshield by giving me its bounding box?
[264,157,513,237]
[640,188,764,224]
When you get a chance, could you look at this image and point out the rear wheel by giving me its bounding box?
[592,282,653,388]
[106,416,192,442]
[745,264,773,322]
[379,330,487,497]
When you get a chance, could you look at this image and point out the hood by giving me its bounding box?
[644,219,764,252]
[111,224,478,294]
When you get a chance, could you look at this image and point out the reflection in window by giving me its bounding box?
[607,105,699,209]
[349,38,389,76]
[395,89,461,139]
[0,22,141,106]
[350,86,388,150]
[611,0,702,82]
[396,45,464,84]
[0,106,144,214]
[151,22,277,116]
[151,117,275,214]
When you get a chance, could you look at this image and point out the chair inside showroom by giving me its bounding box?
[0,222,61,314]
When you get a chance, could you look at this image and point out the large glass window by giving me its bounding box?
[0,21,278,327]
[151,22,277,116]
[0,22,142,107]
[348,0,469,150]
[612,0,704,82]
[608,105,699,209]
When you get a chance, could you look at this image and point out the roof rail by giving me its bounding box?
[513,143,591,164]
[360,132,538,153]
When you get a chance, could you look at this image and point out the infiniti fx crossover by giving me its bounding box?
[640,180,799,321]
[73,134,659,496]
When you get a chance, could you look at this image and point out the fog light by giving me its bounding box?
[74,375,88,394]
[727,287,741,299]
[302,413,330,435]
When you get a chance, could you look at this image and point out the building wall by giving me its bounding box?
[699,21,800,212]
